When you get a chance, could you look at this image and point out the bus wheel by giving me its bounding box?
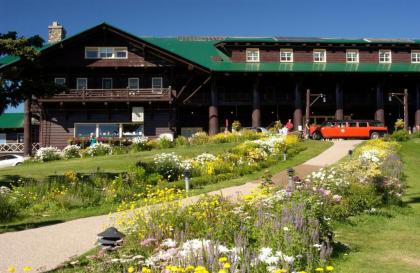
[312,131,322,140]
[370,132,380,139]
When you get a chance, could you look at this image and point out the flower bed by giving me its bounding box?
[56,139,404,273]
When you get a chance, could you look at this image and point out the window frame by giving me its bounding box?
[346,49,359,63]
[84,47,128,60]
[313,49,327,63]
[102,78,113,89]
[246,48,260,62]
[54,77,66,86]
[76,78,88,90]
[128,78,140,90]
[151,77,163,90]
[379,50,392,63]
[280,48,293,63]
[411,50,420,63]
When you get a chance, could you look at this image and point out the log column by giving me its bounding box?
[209,78,219,136]
[293,82,303,130]
[416,84,420,129]
[252,79,261,128]
[375,82,385,123]
[335,82,344,120]
[23,98,32,156]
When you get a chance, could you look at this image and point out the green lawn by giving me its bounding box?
[333,139,420,273]
[0,142,238,182]
[0,140,332,233]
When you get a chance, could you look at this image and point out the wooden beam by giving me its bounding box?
[183,76,211,104]
[176,77,193,98]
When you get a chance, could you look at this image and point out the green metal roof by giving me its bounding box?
[2,22,420,73]
[0,113,24,129]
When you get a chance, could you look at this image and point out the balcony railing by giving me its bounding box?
[38,87,173,102]
[0,143,40,154]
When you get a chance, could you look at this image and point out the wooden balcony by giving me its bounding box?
[38,87,173,102]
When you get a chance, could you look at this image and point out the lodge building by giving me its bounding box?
[1,22,420,152]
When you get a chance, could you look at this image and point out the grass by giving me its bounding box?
[0,142,238,182]
[333,138,420,273]
[0,140,332,233]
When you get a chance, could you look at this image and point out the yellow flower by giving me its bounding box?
[274,269,287,273]
[7,266,16,272]
[142,267,152,273]
[23,266,33,272]
[326,266,334,271]
[218,270,227,273]
[299,271,307,273]
[315,268,324,272]
[128,266,135,273]
[223,263,231,269]
[218,257,228,263]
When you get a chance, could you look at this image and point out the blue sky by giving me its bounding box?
[1,0,419,112]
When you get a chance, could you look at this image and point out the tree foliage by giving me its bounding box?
[0,32,63,113]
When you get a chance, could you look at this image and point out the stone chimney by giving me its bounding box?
[48,21,66,44]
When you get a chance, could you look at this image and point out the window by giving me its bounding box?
[98,124,120,137]
[313,49,326,62]
[280,49,293,62]
[122,123,144,137]
[346,50,359,63]
[0,133,5,144]
[115,47,128,58]
[379,50,392,63]
[75,124,96,137]
[102,78,113,89]
[246,48,260,62]
[128,78,139,90]
[54,78,66,86]
[152,77,163,90]
[84,47,128,59]
[411,50,420,63]
[358,122,368,127]
[17,133,24,143]
[76,78,88,89]
[85,47,99,59]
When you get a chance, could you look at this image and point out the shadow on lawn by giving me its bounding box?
[0,219,64,233]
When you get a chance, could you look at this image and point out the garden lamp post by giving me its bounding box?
[184,169,191,192]
[97,227,125,250]
[388,89,409,131]
[305,89,327,136]
[287,167,295,190]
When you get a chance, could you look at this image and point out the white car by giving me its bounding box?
[0,154,25,168]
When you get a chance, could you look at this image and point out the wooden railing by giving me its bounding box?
[39,87,173,102]
[0,143,40,154]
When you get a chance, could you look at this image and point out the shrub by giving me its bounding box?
[394,118,405,130]
[232,120,242,131]
[412,131,420,139]
[189,131,209,145]
[62,145,81,159]
[158,135,175,149]
[132,136,151,151]
[153,152,182,181]
[390,129,409,142]
[35,146,62,162]
[86,143,112,157]
[175,136,189,146]
[0,186,20,222]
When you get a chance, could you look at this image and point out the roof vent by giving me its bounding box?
[48,21,66,44]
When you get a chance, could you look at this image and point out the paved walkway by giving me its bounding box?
[0,140,361,272]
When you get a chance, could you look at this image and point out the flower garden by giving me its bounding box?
[49,138,405,273]
[0,131,312,229]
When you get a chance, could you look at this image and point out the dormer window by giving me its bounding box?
[85,47,128,59]
[411,50,420,63]
[346,50,359,63]
[379,50,392,63]
[313,49,326,63]
[246,48,260,62]
[280,49,293,62]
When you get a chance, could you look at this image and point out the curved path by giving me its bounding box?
[0,140,361,272]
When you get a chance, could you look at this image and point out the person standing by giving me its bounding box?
[286,119,294,131]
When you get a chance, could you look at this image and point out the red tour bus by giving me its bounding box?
[309,120,388,140]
